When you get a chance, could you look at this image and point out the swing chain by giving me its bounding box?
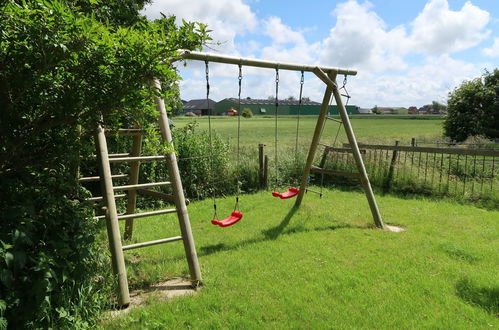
[234,64,243,211]
[205,60,218,219]
[274,68,279,190]
[339,74,351,106]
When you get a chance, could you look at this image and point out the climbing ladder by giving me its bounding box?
[80,78,201,307]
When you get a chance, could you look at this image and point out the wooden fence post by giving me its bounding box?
[383,140,399,192]
[259,144,266,189]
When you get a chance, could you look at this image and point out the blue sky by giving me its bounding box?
[143,0,499,108]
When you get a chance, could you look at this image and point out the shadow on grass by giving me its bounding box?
[456,278,499,315]
[199,206,365,257]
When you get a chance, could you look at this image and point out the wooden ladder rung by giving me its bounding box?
[113,181,171,191]
[122,236,183,251]
[79,174,128,182]
[311,165,361,179]
[326,116,342,123]
[136,189,190,205]
[108,155,165,163]
[94,213,124,220]
[305,188,323,196]
[85,194,126,202]
[109,153,131,158]
[117,208,177,220]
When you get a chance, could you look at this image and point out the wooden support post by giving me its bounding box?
[411,137,416,147]
[123,127,143,240]
[95,124,130,306]
[152,78,202,285]
[259,143,266,189]
[383,140,399,192]
[295,72,335,207]
[326,70,385,229]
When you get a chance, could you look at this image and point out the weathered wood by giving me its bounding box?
[320,145,367,155]
[124,129,143,240]
[108,155,165,163]
[383,141,399,191]
[326,116,342,123]
[305,188,323,196]
[113,181,171,191]
[317,68,384,229]
[356,144,499,157]
[79,174,128,182]
[310,165,362,179]
[295,70,335,207]
[152,78,202,285]
[136,189,190,205]
[85,194,126,202]
[117,208,177,220]
[95,124,130,306]
[122,236,183,251]
[179,50,357,76]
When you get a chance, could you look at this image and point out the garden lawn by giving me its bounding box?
[173,116,445,148]
[101,188,499,329]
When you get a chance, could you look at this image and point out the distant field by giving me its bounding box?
[172,115,445,148]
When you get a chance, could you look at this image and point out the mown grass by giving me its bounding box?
[101,189,499,329]
[172,115,445,148]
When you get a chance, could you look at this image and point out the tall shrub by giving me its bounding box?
[444,69,499,142]
[0,1,209,327]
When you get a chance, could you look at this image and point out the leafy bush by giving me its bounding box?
[0,1,208,328]
[444,69,499,142]
[173,122,231,200]
[241,108,253,118]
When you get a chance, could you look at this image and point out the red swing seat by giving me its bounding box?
[211,211,243,228]
[272,187,299,199]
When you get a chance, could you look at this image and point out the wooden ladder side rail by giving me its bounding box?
[95,124,130,306]
[320,69,384,229]
[152,78,202,286]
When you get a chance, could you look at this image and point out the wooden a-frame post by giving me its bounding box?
[295,68,384,229]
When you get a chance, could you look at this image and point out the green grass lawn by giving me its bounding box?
[173,116,445,148]
[101,188,499,328]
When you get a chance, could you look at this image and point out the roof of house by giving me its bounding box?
[221,98,321,106]
[183,98,216,110]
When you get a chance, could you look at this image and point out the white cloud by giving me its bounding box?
[142,0,257,54]
[483,37,499,57]
[319,0,491,72]
[264,16,306,45]
[411,0,490,53]
[320,0,409,72]
[348,54,480,107]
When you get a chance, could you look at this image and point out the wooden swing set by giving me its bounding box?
[85,50,386,307]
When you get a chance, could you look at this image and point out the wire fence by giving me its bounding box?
[319,141,498,205]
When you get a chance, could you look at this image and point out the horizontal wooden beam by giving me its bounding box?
[114,181,171,191]
[350,144,499,157]
[179,50,357,76]
[122,236,183,251]
[310,165,361,179]
[136,189,190,205]
[117,208,177,220]
[108,155,165,163]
